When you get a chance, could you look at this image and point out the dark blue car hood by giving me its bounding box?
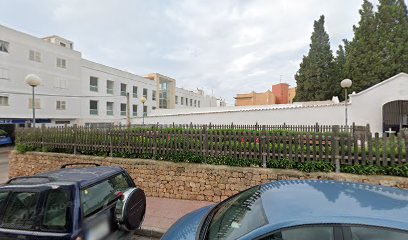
[161,205,214,240]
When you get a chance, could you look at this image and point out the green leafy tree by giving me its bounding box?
[344,0,381,93]
[294,15,336,101]
[376,0,408,79]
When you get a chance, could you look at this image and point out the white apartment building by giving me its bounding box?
[0,24,221,128]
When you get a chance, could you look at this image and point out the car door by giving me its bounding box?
[257,225,344,240]
[80,173,133,240]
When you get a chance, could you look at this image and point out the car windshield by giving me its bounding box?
[205,186,268,240]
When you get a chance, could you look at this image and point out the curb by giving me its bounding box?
[135,226,166,238]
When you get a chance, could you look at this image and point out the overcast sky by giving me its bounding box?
[1,0,402,105]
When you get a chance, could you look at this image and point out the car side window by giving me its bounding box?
[262,226,334,240]
[42,189,71,232]
[349,226,408,240]
[81,173,131,217]
[1,192,39,230]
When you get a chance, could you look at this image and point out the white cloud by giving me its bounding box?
[1,0,402,105]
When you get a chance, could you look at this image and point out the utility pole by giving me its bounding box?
[126,92,131,128]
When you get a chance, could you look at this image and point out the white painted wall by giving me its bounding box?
[132,73,408,135]
[349,73,408,134]
[133,104,346,126]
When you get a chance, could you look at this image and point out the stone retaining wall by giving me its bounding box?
[9,151,408,202]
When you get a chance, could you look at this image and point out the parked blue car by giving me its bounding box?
[0,163,146,240]
[162,180,408,240]
[0,136,12,146]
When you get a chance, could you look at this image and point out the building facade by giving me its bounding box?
[235,83,296,106]
[0,24,221,128]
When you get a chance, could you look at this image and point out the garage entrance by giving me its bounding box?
[383,100,408,133]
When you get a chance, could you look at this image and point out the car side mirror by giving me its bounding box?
[115,187,146,231]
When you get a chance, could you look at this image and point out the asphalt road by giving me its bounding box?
[0,152,9,183]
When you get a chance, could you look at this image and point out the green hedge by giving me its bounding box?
[15,143,408,177]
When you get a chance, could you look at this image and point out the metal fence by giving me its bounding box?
[16,124,407,169]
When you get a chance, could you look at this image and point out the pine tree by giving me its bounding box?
[294,15,335,101]
[343,0,381,93]
[376,0,408,79]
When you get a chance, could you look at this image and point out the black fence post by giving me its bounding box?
[73,124,77,155]
[261,125,267,168]
[332,125,340,173]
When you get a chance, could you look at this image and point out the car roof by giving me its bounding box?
[29,166,124,188]
[250,180,408,234]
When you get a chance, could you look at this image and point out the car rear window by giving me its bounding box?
[1,192,39,230]
[42,189,71,232]
[81,173,131,217]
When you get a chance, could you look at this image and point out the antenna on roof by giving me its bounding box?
[280,75,283,84]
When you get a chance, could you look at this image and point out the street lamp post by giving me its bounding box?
[25,74,42,128]
[141,96,147,125]
[340,79,352,127]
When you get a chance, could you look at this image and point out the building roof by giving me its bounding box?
[257,180,408,231]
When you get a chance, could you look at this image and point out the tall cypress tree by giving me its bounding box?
[376,0,408,79]
[344,0,381,93]
[333,41,348,100]
[294,15,335,101]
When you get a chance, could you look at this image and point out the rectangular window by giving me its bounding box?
[175,96,178,104]
[120,103,127,116]
[121,83,127,96]
[81,173,131,218]
[106,80,114,94]
[133,86,138,98]
[29,50,41,62]
[60,42,66,47]
[54,78,67,89]
[106,102,114,116]
[152,90,157,101]
[143,88,148,98]
[90,76,98,92]
[0,96,8,106]
[89,100,98,115]
[28,98,41,109]
[143,105,147,116]
[56,100,66,110]
[181,97,184,105]
[132,105,137,117]
[198,100,201,108]
[0,67,9,80]
[185,98,188,106]
[0,40,9,53]
[190,99,193,106]
[194,100,197,107]
[152,106,156,110]
[56,58,66,68]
